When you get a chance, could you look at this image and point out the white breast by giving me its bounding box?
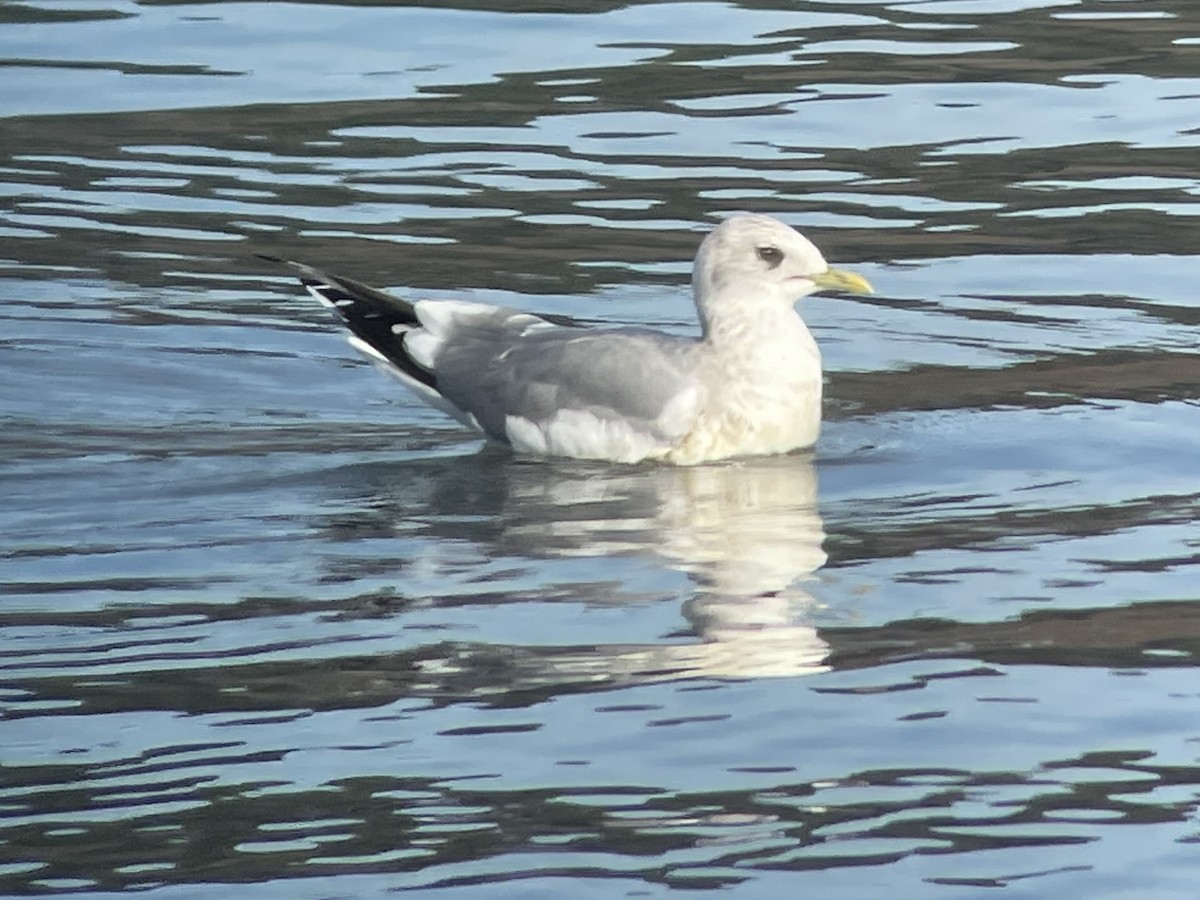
[668,314,823,464]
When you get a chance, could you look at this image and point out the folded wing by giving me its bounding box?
[270,258,702,462]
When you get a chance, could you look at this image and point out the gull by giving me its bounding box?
[264,213,873,465]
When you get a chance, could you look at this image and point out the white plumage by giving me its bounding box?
[267,213,873,464]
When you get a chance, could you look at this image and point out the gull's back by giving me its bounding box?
[277,259,704,463]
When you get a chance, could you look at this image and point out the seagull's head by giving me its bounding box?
[692,214,874,305]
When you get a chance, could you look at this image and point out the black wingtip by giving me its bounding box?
[259,257,435,389]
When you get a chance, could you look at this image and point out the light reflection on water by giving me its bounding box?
[2,0,1200,896]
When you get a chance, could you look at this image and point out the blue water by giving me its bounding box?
[2,0,1199,896]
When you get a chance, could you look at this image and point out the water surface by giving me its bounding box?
[2,0,1200,897]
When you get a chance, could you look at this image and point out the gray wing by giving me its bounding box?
[268,257,703,461]
[423,311,704,460]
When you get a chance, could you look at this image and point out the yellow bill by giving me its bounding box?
[811,267,874,295]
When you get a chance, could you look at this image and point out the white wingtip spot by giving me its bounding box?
[303,284,340,309]
[346,335,392,365]
[404,330,442,370]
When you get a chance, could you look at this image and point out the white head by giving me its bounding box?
[691,214,873,326]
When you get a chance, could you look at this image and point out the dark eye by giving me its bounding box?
[756,245,784,268]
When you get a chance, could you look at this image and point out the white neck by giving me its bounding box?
[697,284,816,359]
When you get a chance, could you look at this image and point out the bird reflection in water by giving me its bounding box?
[507,456,829,680]
[323,449,831,686]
